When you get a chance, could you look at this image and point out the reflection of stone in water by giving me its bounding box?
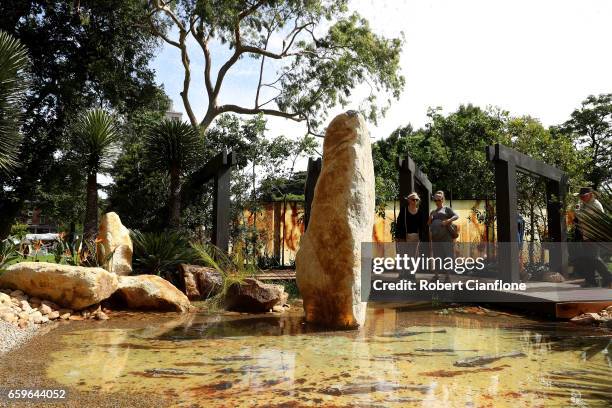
[47,329,130,392]
[43,308,612,407]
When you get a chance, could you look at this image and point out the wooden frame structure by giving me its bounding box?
[183,150,237,252]
[397,155,433,242]
[486,143,568,283]
[303,157,322,231]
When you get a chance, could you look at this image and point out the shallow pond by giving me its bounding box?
[2,306,611,407]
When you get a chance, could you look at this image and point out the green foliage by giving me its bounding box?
[191,242,259,309]
[73,109,119,175]
[0,0,165,238]
[50,235,111,268]
[577,187,612,248]
[559,93,612,189]
[0,30,28,176]
[144,119,202,175]
[0,237,19,270]
[105,108,171,231]
[147,0,404,133]
[73,108,119,239]
[131,230,196,282]
[9,223,28,241]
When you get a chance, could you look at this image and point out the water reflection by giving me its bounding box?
[45,307,611,407]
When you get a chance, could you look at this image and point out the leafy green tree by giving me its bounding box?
[508,116,586,247]
[105,108,171,232]
[0,30,28,176]
[0,0,164,238]
[146,0,404,133]
[559,93,612,189]
[144,119,203,228]
[73,109,118,240]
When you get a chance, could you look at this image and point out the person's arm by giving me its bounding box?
[442,207,459,225]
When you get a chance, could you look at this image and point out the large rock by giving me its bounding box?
[112,275,191,313]
[225,278,287,313]
[0,262,118,310]
[179,264,222,300]
[97,212,133,275]
[295,111,374,328]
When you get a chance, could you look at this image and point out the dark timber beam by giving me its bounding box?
[398,155,432,243]
[486,144,564,182]
[183,150,237,252]
[546,176,568,275]
[304,157,322,231]
[493,159,520,283]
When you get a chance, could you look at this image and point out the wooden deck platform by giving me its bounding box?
[256,269,611,319]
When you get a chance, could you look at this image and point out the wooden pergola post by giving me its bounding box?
[486,143,568,283]
[304,157,322,231]
[397,155,432,242]
[183,150,237,253]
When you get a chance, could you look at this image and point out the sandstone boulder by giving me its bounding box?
[111,275,191,313]
[179,264,222,299]
[296,111,374,328]
[0,262,118,310]
[97,212,133,275]
[225,278,287,313]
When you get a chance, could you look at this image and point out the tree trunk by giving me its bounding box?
[169,166,182,229]
[0,200,21,240]
[83,172,98,242]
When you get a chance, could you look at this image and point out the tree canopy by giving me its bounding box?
[0,0,166,237]
[146,0,404,133]
[559,93,612,189]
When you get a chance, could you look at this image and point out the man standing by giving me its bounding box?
[574,187,610,287]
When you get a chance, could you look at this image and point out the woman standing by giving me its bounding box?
[428,191,459,280]
[395,192,426,279]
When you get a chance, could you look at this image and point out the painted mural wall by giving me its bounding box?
[242,199,500,265]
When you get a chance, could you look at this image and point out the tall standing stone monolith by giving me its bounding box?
[295,111,374,328]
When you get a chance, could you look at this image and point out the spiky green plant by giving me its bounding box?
[0,30,28,175]
[131,230,196,283]
[73,109,118,241]
[577,186,612,253]
[191,242,259,309]
[144,119,201,228]
[0,238,19,271]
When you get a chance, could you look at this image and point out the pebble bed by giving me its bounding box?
[0,288,110,355]
[0,320,40,355]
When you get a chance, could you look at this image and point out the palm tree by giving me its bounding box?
[0,30,28,176]
[144,119,200,228]
[74,109,118,240]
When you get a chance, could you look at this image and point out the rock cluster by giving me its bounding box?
[570,306,612,327]
[0,288,109,329]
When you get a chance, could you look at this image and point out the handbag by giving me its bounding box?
[445,207,459,239]
[447,223,459,239]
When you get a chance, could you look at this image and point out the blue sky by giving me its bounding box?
[150,0,612,145]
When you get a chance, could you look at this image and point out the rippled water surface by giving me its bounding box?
[41,307,611,407]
